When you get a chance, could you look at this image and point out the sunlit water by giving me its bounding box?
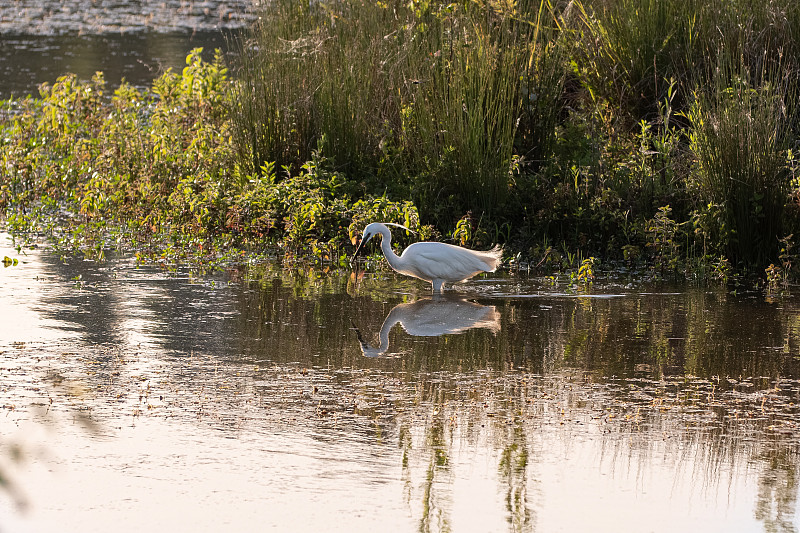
[0,232,798,532]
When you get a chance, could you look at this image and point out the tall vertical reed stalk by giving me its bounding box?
[574,0,702,119]
[399,1,535,220]
[230,0,317,177]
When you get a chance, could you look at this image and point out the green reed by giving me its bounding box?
[687,52,794,267]
[573,0,702,119]
[230,0,565,226]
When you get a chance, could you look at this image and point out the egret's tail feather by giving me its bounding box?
[481,245,503,272]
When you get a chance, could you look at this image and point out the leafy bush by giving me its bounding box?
[0,49,429,263]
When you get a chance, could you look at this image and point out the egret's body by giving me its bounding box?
[352,222,502,293]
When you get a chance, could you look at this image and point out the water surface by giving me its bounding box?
[0,233,798,532]
[0,0,254,98]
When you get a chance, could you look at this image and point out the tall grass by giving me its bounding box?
[575,0,800,111]
[573,0,702,120]
[571,0,800,268]
[396,1,551,220]
[687,54,795,267]
[230,0,565,227]
[230,1,330,176]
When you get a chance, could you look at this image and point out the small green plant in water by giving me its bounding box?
[711,256,732,285]
[573,257,596,286]
[646,206,680,271]
[766,234,795,295]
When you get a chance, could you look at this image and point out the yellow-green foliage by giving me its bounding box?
[6,0,800,279]
[0,49,428,261]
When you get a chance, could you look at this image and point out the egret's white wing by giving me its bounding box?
[401,242,496,282]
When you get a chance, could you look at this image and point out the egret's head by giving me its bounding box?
[351,222,414,263]
[352,223,382,260]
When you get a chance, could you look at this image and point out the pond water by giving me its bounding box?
[0,0,254,99]
[0,31,238,99]
[0,232,798,532]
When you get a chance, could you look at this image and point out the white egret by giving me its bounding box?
[351,222,502,293]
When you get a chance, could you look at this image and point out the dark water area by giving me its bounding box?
[0,0,254,99]
[1,233,799,531]
[0,31,239,99]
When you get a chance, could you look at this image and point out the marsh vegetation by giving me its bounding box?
[4,0,800,280]
[3,2,800,528]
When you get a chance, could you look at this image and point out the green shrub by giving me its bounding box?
[0,49,428,262]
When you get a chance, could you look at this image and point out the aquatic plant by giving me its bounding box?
[686,67,793,268]
[646,205,681,271]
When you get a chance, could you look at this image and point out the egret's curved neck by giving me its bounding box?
[379,228,403,271]
[361,316,401,357]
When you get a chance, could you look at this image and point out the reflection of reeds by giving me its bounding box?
[235,265,800,382]
[419,411,451,533]
[391,370,799,532]
[7,332,797,530]
[498,425,533,533]
[755,447,798,532]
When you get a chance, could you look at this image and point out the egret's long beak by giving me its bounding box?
[350,236,368,266]
[349,319,370,352]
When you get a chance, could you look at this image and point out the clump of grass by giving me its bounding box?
[230,0,566,227]
[572,0,701,120]
[573,0,800,120]
[230,0,403,179]
[397,1,536,221]
[686,54,794,267]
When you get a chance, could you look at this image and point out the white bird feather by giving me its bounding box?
[352,222,502,292]
[352,296,501,357]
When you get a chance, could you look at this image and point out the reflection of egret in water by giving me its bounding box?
[352,296,500,357]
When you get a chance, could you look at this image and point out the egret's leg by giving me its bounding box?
[432,279,444,293]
